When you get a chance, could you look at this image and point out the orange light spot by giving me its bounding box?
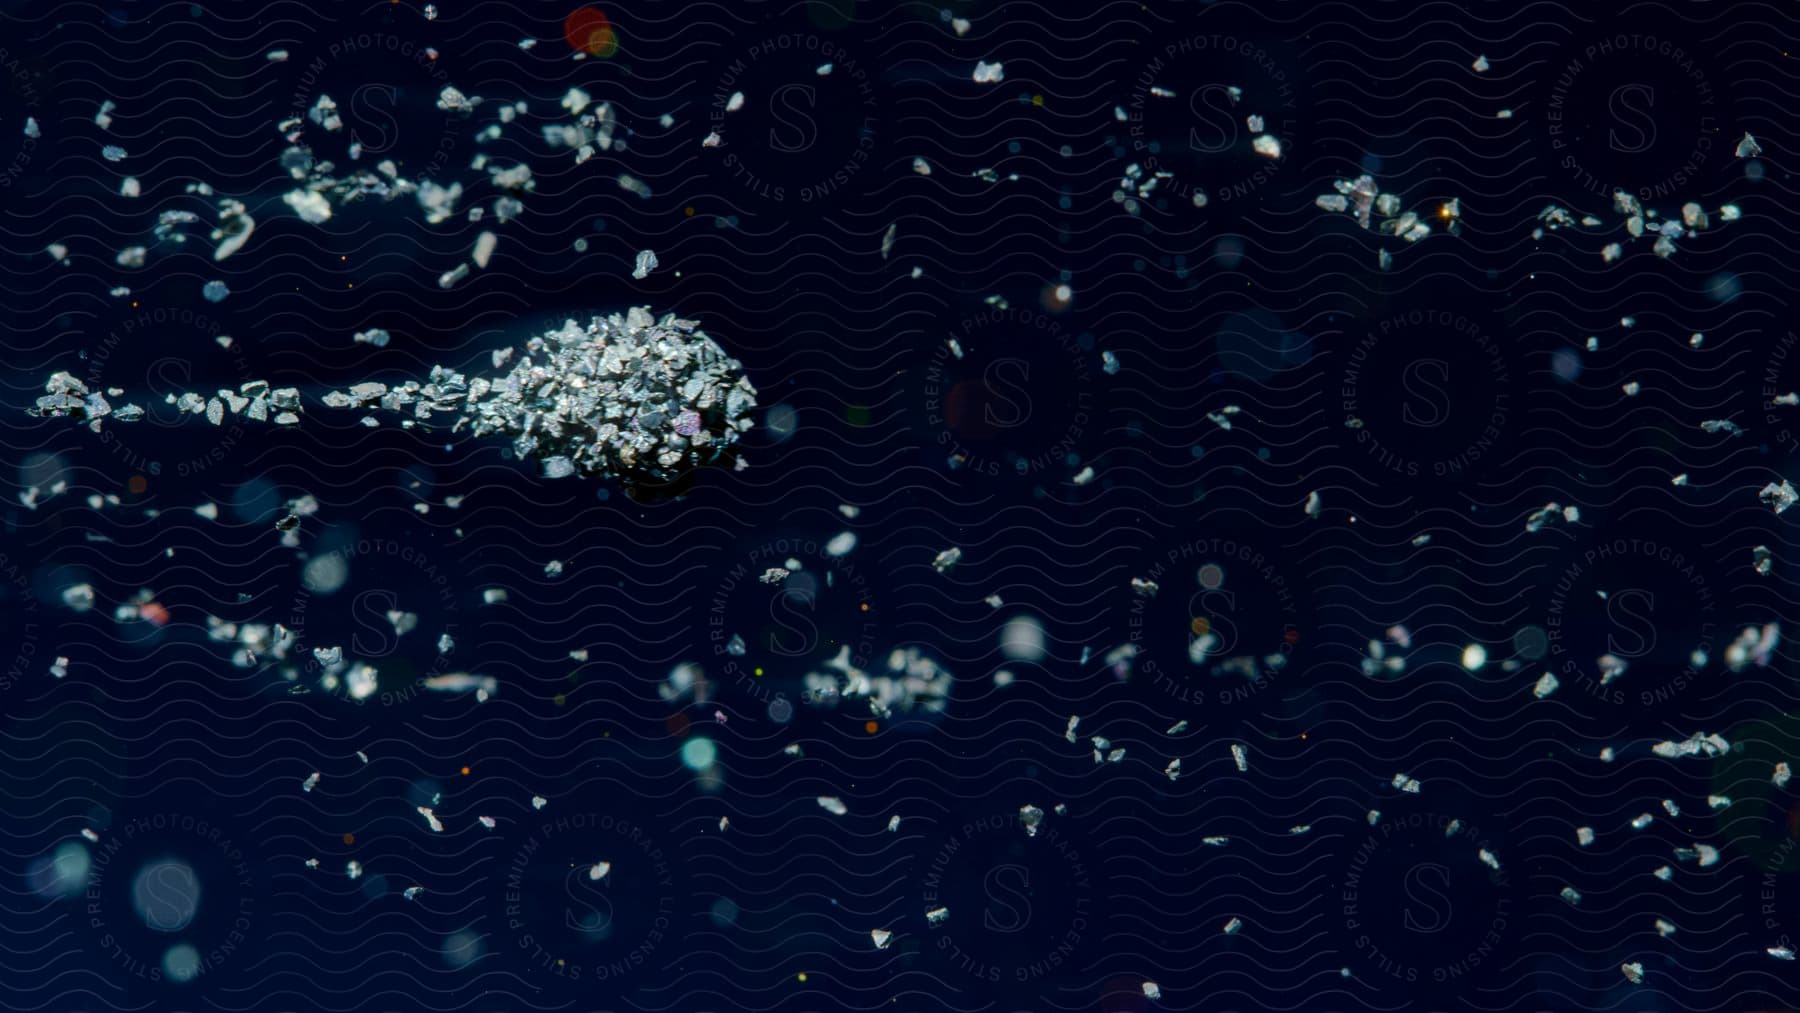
[864,720,879,734]
[860,602,870,612]
[1190,616,1210,636]
[564,7,614,55]
[460,766,471,775]
[342,833,355,845]
[139,602,170,627]
[127,475,147,495]
[684,206,696,216]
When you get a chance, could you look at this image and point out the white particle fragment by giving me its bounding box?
[1289,824,1313,836]
[1621,962,1644,984]
[302,771,321,793]
[932,547,961,572]
[1622,381,1640,397]
[1304,491,1322,518]
[1631,813,1653,830]
[587,860,611,881]
[1776,762,1792,787]
[1018,805,1045,836]
[871,928,892,949]
[1761,480,1798,514]
[887,814,901,832]
[1708,795,1732,809]
[1472,54,1489,72]
[283,189,333,224]
[1533,671,1559,698]
[816,63,833,76]
[1142,981,1162,999]
[1231,743,1248,772]
[346,860,363,880]
[120,177,140,198]
[1770,946,1796,960]
[305,858,319,869]
[1202,836,1229,846]
[472,231,497,269]
[1560,886,1581,905]
[1164,758,1180,781]
[817,796,848,816]
[1478,849,1501,871]
[1672,473,1688,486]
[632,249,658,279]
[1653,865,1672,880]
[483,588,508,604]
[438,263,471,289]
[266,49,288,61]
[479,816,496,829]
[418,806,444,832]
[951,17,971,35]
[972,60,1004,84]
[22,116,38,138]
[1251,135,1282,159]
[1738,132,1763,158]
[404,886,423,900]
[926,906,949,926]
[1576,826,1595,846]
[80,828,100,843]
[1224,916,1243,935]
[725,91,744,112]
[531,796,547,810]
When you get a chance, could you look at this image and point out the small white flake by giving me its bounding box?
[302,771,321,793]
[972,60,1004,84]
[632,249,658,279]
[418,806,444,832]
[531,795,547,810]
[817,796,848,816]
[871,928,892,949]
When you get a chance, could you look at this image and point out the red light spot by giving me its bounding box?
[564,7,618,56]
[139,602,170,627]
[127,475,147,495]
[1284,629,1301,644]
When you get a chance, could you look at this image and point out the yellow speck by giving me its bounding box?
[1031,94,1044,106]
[553,693,566,706]
[797,972,808,983]
[685,206,696,216]
[754,667,764,677]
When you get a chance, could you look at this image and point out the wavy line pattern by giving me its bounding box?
[1,0,1799,1011]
